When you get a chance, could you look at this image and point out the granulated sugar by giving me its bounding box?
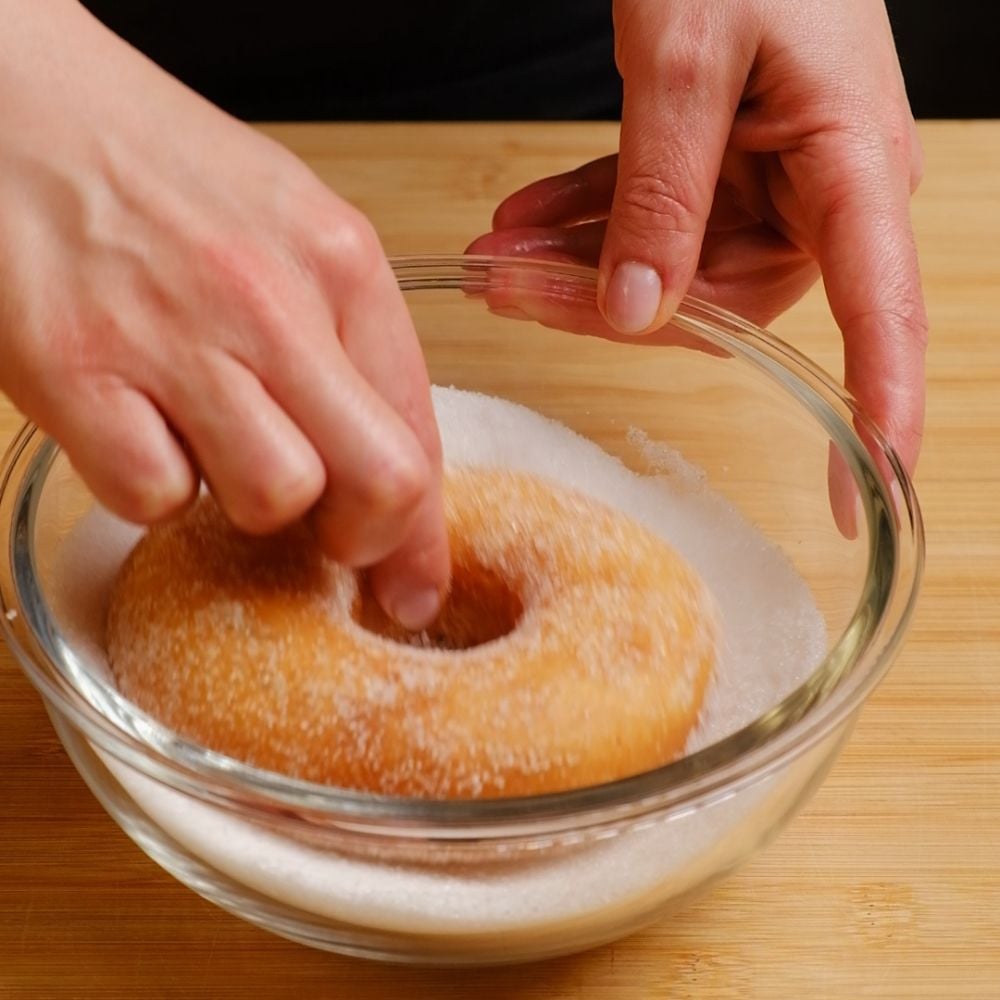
[52,386,827,939]
[431,387,826,748]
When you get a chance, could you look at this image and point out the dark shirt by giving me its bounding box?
[80,2,993,121]
[79,1,622,121]
[884,1,995,119]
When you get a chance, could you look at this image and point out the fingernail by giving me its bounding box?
[390,586,442,631]
[605,261,663,334]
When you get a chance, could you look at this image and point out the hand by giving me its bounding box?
[473,0,927,489]
[0,0,448,627]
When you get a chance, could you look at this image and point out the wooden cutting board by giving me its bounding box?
[1,121,997,998]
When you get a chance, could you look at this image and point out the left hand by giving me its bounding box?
[470,0,927,481]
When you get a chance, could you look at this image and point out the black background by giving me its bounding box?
[886,1,996,118]
[80,2,996,121]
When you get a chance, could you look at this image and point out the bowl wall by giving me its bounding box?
[0,256,922,963]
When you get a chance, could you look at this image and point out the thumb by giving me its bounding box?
[600,9,749,334]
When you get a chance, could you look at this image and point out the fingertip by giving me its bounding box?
[371,442,432,522]
[599,260,671,335]
[888,416,924,480]
[491,198,519,233]
[490,176,565,232]
[368,482,451,630]
[385,584,444,632]
[844,354,925,482]
[828,444,859,541]
[464,231,499,257]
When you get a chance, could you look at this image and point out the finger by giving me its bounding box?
[718,150,812,251]
[469,222,723,355]
[828,444,859,540]
[600,7,752,334]
[470,217,817,336]
[476,160,780,269]
[691,223,820,327]
[329,253,451,631]
[492,156,618,231]
[39,379,197,523]
[213,263,436,576]
[259,338,433,572]
[468,221,607,267]
[794,134,928,476]
[364,483,447,632]
[157,350,326,536]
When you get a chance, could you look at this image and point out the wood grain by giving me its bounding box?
[2,121,998,999]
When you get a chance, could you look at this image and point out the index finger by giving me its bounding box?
[317,232,451,630]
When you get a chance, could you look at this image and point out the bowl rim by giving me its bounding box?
[0,253,924,838]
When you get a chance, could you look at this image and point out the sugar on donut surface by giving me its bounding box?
[105,466,717,798]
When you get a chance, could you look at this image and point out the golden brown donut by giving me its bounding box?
[106,468,717,798]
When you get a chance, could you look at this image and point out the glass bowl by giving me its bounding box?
[0,255,923,965]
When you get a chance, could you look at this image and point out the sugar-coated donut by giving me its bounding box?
[106,468,717,798]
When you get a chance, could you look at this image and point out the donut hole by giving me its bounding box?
[353,562,523,651]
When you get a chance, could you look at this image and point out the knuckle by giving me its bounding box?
[615,6,705,84]
[307,449,432,567]
[309,206,383,283]
[224,462,325,536]
[222,498,277,537]
[309,503,406,568]
[318,526,394,569]
[364,450,430,518]
[656,42,702,90]
[845,303,929,354]
[314,518,397,567]
[882,113,917,170]
[902,309,930,352]
[836,110,923,197]
[110,466,193,525]
[615,171,701,240]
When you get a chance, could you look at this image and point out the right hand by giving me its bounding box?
[0,0,448,628]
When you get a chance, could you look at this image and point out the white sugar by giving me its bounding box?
[430,387,824,749]
[52,386,826,941]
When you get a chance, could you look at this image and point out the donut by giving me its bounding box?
[106,467,717,798]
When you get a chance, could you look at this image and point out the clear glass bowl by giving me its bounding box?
[0,255,923,965]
